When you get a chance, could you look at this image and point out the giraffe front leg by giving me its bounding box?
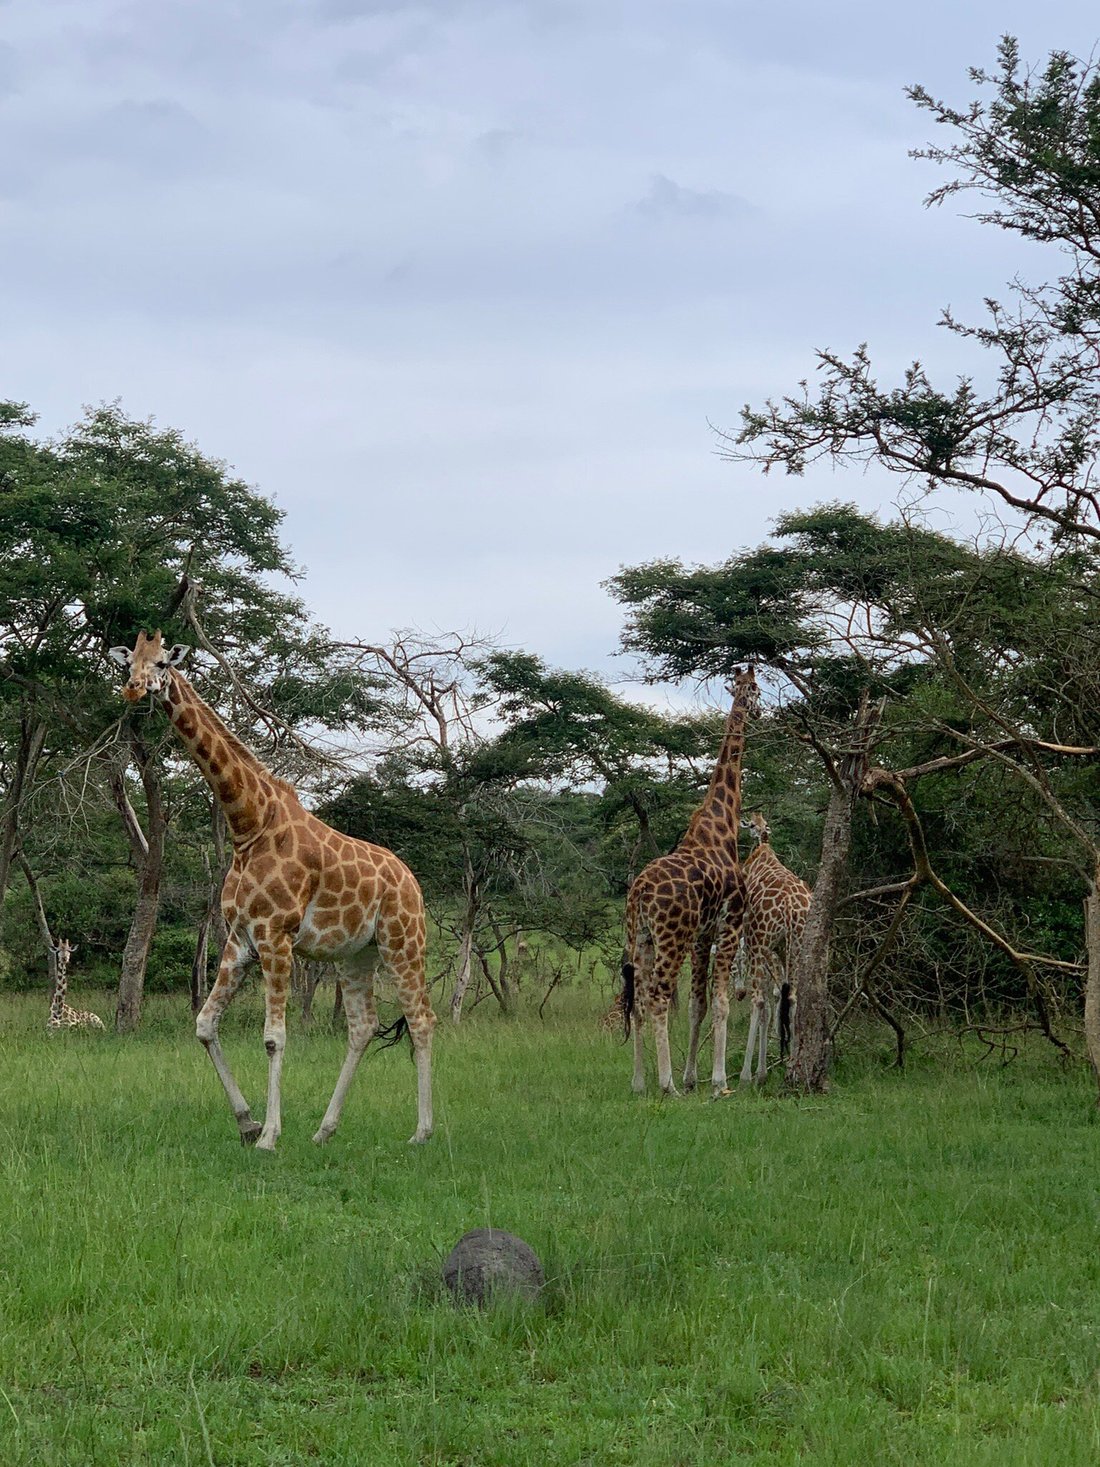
[709,918,741,1095]
[255,934,293,1152]
[738,943,764,1089]
[195,934,261,1144]
[755,988,772,1087]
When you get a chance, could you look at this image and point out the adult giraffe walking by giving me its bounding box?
[622,667,758,1096]
[110,631,435,1150]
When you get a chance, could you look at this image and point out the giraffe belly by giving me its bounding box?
[292,896,377,961]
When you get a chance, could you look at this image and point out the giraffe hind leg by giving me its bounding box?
[709,915,742,1096]
[627,931,655,1094]
[313,953,379,1145]
[682,931,712,1093]
[648,939,688,1097]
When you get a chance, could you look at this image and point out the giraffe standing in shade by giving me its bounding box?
[109,631,435,1151]
[47,939,105,1032]
[622,667,758,1097]
[734,811,812,1086]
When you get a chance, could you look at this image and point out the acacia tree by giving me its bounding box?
[478,650,722,883]
[0,402,381,1030]
[725,37,1100,1092]
[611,504,1097,1089]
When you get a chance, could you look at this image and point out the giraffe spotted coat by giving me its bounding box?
[622,667,758,1097]
[110,630,436,1151]
[734,813,812,1086]
[46,939,105,1032]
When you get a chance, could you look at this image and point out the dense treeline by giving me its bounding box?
[2,37,1099,1086]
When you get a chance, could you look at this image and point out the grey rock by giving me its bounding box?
[442,1228,544,1307]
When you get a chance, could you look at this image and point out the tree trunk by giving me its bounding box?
[297,961,328,1027]
[190,850,215,1014]
[450,858,479,1024]
[1084,870,1100,1103]
[190,806,230,1014]
[451,927,475,1023]
[0,713,47,900]
[208,804,229,961]
[17,853,58,1001]
[785,779,855,1091]
[476,945,512,1015]
[114,738,166,1034]
[786,695,880,1094]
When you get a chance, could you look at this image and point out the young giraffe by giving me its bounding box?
[734,811,812,1086]
[46,939,106,1032]
[622,667,758,1097]
[109,630,435,1151]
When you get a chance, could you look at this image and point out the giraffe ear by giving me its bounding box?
[108,646,132,667]
[166,643,191,666]
[69,944,78,954]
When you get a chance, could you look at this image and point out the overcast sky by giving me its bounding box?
[3,1,1097,697]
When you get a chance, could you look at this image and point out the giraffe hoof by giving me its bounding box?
[238,1121,263,1146]
[311,1128,333,1146]
[712,1087,733,1100]
[407,1129,432,1145]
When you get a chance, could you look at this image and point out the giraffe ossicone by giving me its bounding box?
[110,628,436,1150]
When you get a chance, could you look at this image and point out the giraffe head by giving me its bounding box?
[53,938,76,970]
[741,811,770,844]
[109,630,191,703]
[724,665,760,714]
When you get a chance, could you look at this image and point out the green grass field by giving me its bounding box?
[0,988,1098,1466]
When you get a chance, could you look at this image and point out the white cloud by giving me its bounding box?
[2,0,1095,707]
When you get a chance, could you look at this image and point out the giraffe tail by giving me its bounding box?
[376,1013,411,1055]
[620,956,635,1039]
[778,982,792,1058]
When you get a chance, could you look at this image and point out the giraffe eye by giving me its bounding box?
[156,659,168,669]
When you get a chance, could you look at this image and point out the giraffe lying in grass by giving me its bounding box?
[47,940,105,1032]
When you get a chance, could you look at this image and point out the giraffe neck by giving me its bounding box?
[162,671,287,847]
[679,692,751,861]
[51,959,68,1019]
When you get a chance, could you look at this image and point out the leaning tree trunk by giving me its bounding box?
[113,738,166,1034]
[0,713,47,901]
[1084,869,1100,1104]
[786,694,880,1094]
[450,857,480,1024]
[17,853,59,1004]
[190,807,230,1014]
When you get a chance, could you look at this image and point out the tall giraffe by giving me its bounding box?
[622,667,758,1096]
[46,939,105,1032]
[109,631,435,1151]
[734,811,812,1086]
